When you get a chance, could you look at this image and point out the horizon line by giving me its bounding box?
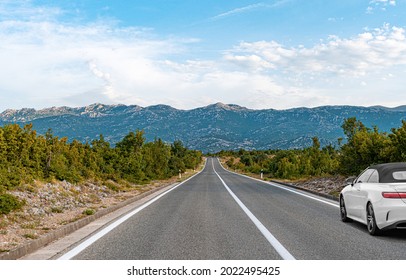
[1,102,405,114]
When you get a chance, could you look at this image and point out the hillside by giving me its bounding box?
[1,103,406,153]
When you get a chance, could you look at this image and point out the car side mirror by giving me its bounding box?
[345,176,356,186]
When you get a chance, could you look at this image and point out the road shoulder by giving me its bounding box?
[18,182,179,260]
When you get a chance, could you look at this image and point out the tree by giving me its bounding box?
[339,118,389,174]
[171,140,187,159]
[341,117,366,139]
[91,134,116,178]
[240,154,253,167]
[388,120,406,162]
[116,130,145,154]
[0,123,203,214]
[142,138,171,179]
[115,130,146,182]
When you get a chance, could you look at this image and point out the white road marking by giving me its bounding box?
[58,160,207,260]
[217,158,339,208]
[211,159,296,260]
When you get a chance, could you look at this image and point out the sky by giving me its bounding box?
[0,0,405,111]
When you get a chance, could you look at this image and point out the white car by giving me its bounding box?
[340,162,406,235]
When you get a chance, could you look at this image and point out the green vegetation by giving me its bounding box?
[0,124,202,214]
[0,193,24,214]
[217,138,339,180]
[82,208,96,216]
[217,118,406,180]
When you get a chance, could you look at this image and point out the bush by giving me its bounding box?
[0,168,22,191]
[0,193,25,214]
[82,208,95,215]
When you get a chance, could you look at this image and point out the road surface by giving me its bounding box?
[60,158,406,260]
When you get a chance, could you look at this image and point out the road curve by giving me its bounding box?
[63,158,406,260]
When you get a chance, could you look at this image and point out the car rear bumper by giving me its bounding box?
[376,202,406,230]
[380,220,406,230]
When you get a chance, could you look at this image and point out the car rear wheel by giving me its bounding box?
[340,196,350,222]
[367,203,382,236]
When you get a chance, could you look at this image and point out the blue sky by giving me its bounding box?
[0,0,405,110]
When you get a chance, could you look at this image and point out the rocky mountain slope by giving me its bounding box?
[1,103,405,152]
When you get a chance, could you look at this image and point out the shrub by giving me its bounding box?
[82,208,95,215]
[0,193,25,214]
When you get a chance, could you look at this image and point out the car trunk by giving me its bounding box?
[389,183,406,204]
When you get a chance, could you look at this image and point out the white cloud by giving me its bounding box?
[225,24,406,77]
[0,0,312,111]
[0,1,405,111]
[370,0,396,6]
[0,1,194,109]
[223,25,406,108]
[367,0,396,13]
[0,0,63,21]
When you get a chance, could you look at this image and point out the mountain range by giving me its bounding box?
[1,103,406,153]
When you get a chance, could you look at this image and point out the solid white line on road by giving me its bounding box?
[217,159,339,208]
[58,160,207,260]
[211,159,296,260]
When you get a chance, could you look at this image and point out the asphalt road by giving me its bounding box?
[63,158,406,260]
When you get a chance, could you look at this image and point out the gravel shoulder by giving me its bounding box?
[283,175,347,198]
[0,173,195,255]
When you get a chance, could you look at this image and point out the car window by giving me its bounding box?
[356,169,374,183]
[367,170,379,183]
[393,171,406,181]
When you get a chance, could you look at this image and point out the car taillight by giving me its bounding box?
[382,192,406,198]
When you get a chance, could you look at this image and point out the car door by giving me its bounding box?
[346,169,374,219]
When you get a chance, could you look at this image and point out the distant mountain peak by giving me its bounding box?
[85,103,105,110]
[147,104,177,111]
[1,103,405,153]
[371,105,406,112]
[206,102,249,111]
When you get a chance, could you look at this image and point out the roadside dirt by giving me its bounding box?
[0,175,189,253]
[283,176,347,198]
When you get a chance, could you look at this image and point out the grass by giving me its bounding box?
[23,233,38,239]
[50,206,64,213]
[21,221,39,229]
[329,190,341,198]
[0,219,8,229]
[82,208,95,216]
[104,180,121,192]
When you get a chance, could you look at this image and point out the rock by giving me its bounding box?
[29,207,46,216]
